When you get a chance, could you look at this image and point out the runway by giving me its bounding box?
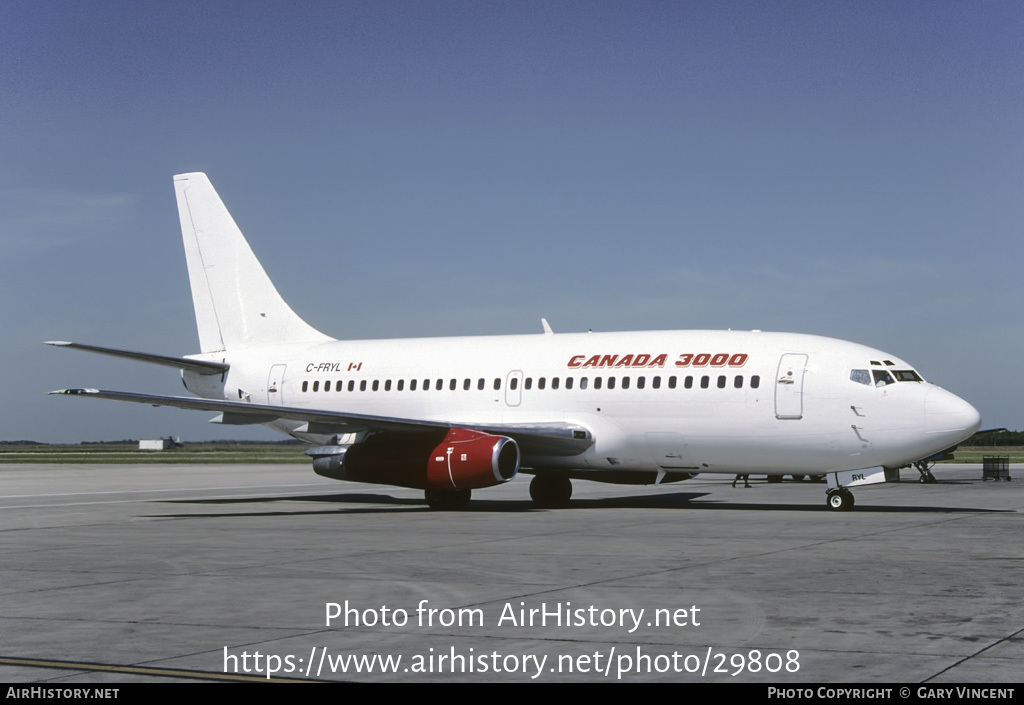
[1,463,1021,683]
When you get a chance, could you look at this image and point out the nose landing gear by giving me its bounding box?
[826,487,855,511]
[913,460,937,484]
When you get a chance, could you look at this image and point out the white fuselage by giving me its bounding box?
[184,329,981,478]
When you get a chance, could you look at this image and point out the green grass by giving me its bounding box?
[0,443,309,464]
[944,446,1024,464]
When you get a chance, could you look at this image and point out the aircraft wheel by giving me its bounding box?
[767,475,784,484]
[530,475,572,508]
[826,488,854,512]
[791,474,806,482]
[424,488,471,510]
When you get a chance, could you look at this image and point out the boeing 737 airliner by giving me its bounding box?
[49,173,981,511]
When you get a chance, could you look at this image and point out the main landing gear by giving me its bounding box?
[424,488,471,510]
[826,487,855,512]
[529,474,573,508]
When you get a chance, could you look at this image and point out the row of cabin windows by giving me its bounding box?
[300,375,761,393]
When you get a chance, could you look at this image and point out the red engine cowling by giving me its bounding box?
[310,428,519,490]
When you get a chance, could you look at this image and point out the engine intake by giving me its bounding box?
[308,428,519,490]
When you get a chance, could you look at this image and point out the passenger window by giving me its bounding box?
[448,379,456,391]
[360,380,367,391]
[397,380,404,391]
[384,380,392,391]
[621,376,629,389]
[348,380,355,392]
[580,377,588,390]
[302,381,309,392]
[653,376,661,389]
[313,381,319,392]
[685,376,693,389]
[478,378,485,390]
[608,377,616,390]
[551,377,560,390]
[717,375,726,389]
[850,369,871,386]
[594,377,603,390]
[637,376,646,389]
[538,377,546,390]
[410,379,417,391]
[510,378,519,391]
[734,376,743,388]
[372,380,380,391]
[668,376,677,389]
[435,379,443,391]
[463,379,471,391]
[336,381,343,392]
[493,378,501,390]
[751,375,760,389]
[566,377,574,390]
[525,378,533,390]
[700,376,709,389]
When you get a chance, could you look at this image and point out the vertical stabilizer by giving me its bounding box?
[174,172,334,352]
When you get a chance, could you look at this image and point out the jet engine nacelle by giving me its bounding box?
[308,428,519,490]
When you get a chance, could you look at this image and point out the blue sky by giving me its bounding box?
[2,1,1021,442]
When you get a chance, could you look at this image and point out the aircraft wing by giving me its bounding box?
[49,388,594,457]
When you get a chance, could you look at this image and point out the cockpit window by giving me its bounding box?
[872,370,895,387]
[850,369,871,386]
[893,370,923,382]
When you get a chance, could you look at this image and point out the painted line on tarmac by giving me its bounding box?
[0,655,323,683]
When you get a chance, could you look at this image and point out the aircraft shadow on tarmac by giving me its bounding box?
[150,490,1011,518]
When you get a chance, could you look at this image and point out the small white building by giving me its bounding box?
[138,437,183,451]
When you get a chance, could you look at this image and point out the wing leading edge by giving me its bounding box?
[49,388,594,457]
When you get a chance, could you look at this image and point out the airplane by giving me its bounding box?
[49,172,982,511]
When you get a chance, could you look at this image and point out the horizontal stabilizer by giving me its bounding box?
[45,341,228,375]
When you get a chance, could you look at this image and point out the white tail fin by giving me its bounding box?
[174,172,334,352]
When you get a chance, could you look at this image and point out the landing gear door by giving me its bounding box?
[775,354,807,420]
[267,364,287,406]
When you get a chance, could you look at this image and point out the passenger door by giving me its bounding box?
[267,364,287,405]
[775,354,807,419]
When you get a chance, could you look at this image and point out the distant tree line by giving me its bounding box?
[0,439,306,446]
[961,430,1024,446]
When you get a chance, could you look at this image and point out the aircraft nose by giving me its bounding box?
[925,387,982,442]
